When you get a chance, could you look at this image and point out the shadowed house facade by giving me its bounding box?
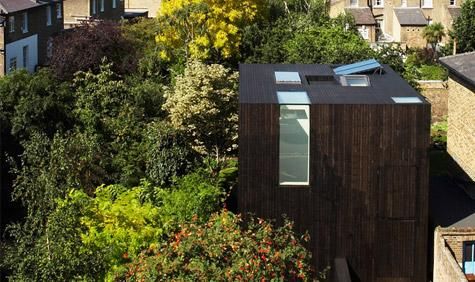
[238,61,431,281]
[0,0,64,75]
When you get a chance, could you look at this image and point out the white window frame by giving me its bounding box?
[350,0,358,7]
[279,103,310,186]
[374,0,384,7]
[21,12,28,33]
[401,0,407,6]
[358,25,369,39]
[422,0,432,8]
[46,5,52,26]
[56,3,62,19]
[449,0,456,6]
[100,0,105,12]
[8,16,15,33]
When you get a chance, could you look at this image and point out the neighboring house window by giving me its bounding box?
[47,37,53,59]
[358,25,369,39]
[113,0,117,9]
[92,0,97,15]
[422,0,432,7]
[8,16,15,33]
[428,19,433,25]
[100,0,105,12]
[374,0,384,7]
[46,5,52,26]
[450,0,456,5]
[57,3,62,18]
[21,12,28,33]
[23,45,29,68]
[401,0,407,6]
[464,241,475,274]
[376,18,384,39]
[350,0,358,7]
[277,91,310,186]
[9,57,17,72]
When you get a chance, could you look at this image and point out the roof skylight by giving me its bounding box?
[391,97,423,104]
[275,71,301,84]
[277,91,310,104]
[339,75,371,87]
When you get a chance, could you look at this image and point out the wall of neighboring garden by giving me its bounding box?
[447,78,475,182]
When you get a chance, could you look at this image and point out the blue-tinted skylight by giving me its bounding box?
[391,97,423,104]
[277,91,310,104]
[275,71,301,84]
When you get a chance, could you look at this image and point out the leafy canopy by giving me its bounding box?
[453,0,475,52]
[156,0,264,62]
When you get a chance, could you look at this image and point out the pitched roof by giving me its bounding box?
[345,8,376,25]
[440,52,475,91]
[0,0,46,13]
[448,7,461,18]
[394,8,428,26]
[239,63,427,105]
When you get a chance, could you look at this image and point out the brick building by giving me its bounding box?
[440,52,475,182]
[0,0,64,75]
[329,0,464,45]
[63,0,124,28]
[434,227,475,282]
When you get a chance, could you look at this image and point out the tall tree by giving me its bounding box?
[422,22,446,59]
[453,0,475,53]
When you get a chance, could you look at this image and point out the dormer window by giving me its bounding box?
[9,16,15,33]
[21,13,28,33]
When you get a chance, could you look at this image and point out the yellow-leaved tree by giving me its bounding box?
[156,0,263,62]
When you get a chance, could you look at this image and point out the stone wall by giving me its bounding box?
[433,227,473,282]
[447,78,475,182]
[418,80,448,122]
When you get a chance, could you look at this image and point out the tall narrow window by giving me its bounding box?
[113,0,117,9]
[92,0,97,15]
[9,57,17,72]
[57,3,62,18]
[23,45,29,69]
[401,0,407,6]
[46,6,52,26]
[277,91,310,186]
[8,16,15,33]
[21,12,28,33]
[350,0,358,6]
[464,242,475,274]
[100,0,105,12]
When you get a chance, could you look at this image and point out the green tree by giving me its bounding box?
[453,0,475,52]
[422,22,446,59]
[119,210,318,281]
[163,61,238,159]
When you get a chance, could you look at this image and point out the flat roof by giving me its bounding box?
[239,63,428,105]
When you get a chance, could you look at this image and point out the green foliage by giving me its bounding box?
[374,44,405,74]
[0,69,73,139]
[417,64,448,80]
[119,210,317,281]
[163,61,238,157]
[453,0,475,53]
[431,118,448,148]
[422,23,446,47]
[144,121,197,186]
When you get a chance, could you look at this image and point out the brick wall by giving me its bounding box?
[447,78,475,181]
[418,80,448,122]
[433,227,474,282]
[401,26,426,48]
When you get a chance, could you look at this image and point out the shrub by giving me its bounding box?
[119,210,315,281]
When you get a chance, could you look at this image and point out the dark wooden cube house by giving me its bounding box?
[238,61,430,282]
